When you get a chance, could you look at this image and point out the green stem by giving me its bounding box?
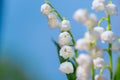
[47,1,78,58]
[98,17,108,27]
[68,31,78,58]
[100,66,109,75]
[107,15,112,30]
[91,63,95,80]
[106,14,113,80]
[46,1,63,21]
[108,43,113,80]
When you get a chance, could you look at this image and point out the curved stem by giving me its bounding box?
[46,1,63,21]
[100,66,109,75]
[98,17,108,27]
[47,1,78,58]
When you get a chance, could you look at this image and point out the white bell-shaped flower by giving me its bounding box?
[94,27,105,35]
[76,54,92,68]
[101,31,115,43]
[90,46,104,59]
[84,30,100,42]
[60,46,74,59]
[95,74,107,80]
[73,9,88,23]
[105,3,117,15]
[59,62,74,74]
[84,13,98,29]
[58,32,72,46]
[48,19,60,28]
[76,66,90,80]
[75,38,90,51]
[41,3,52,15]
[93,57,106,69]
[92,0,106,11]
[60,20,71,31]
[47,13,57,20]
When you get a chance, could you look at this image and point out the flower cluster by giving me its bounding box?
[41,0,119,80]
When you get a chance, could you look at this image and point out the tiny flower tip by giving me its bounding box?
[63,17,67,20]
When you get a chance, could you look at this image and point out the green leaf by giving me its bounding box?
[114,56,120,80]
[52,40,76,80]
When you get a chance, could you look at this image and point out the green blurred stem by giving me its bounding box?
[107,15,113,80]
[47,1,78,58]
[91,63,95,80]
[107,15,112,31]
[108,43,113,80]
[100,66,109,75]
[98,17,108,27]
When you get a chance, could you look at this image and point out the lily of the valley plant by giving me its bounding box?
[41,0,119,80]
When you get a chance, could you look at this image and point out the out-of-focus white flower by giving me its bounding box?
[84,30,100,42]
[92,0,106,11]
[101,31,115,43]
[94,27,105,35]
[76,66,90,80]
[95,74,107,80]
[59,46,74,59]
[48,19,60,28]
[76,54,92,68]
[41,3,52,15]
[58,32,72,46]
[105,3,117,15]
[73,9,88,23]
[112,40,120,52]
[75,38,90,51]
[60,20,71,31]
[90,46,104,59]
[84,13,98,29]
[59,62,74,74]
[93,57,106,69]
[47,13,57,20]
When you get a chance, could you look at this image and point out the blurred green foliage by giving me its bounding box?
[0,60,29,80]
[114,56,120,80]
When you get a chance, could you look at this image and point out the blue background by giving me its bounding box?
[0,0,120,80]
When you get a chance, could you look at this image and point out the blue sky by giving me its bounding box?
[1,0,120,80]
